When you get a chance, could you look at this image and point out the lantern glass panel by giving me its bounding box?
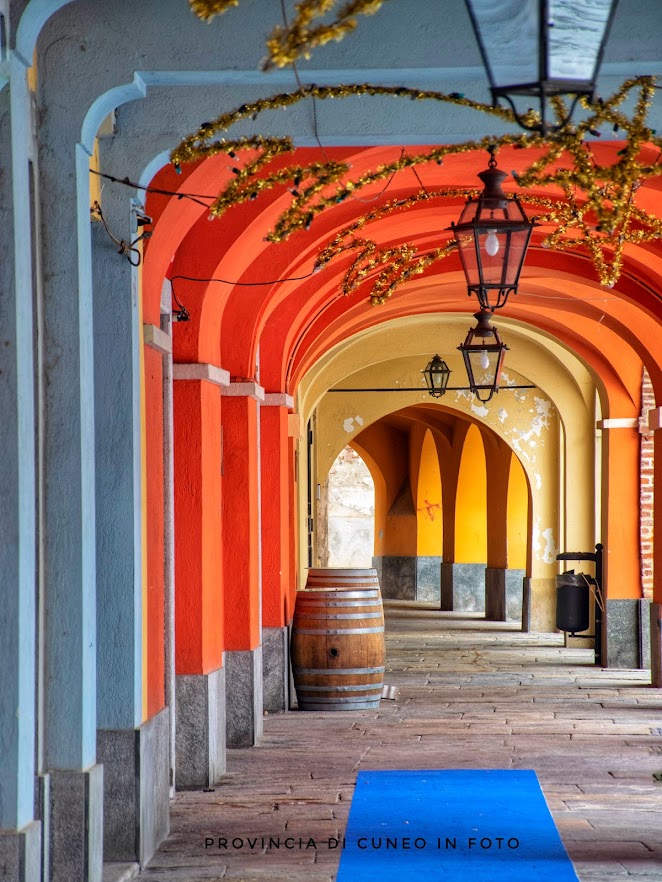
[423,356,451,397]
[477,227,531,287]
[466,0,538,88]
[466,348,500,383]
[466,0,614,89]
[548,0,614,82]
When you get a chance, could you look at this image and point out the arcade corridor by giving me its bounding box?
[4,3,662,881]
[126,605,662,882]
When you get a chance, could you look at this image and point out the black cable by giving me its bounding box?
[91,201,142,266]
[170,268,319,288]
[90,169,215,208]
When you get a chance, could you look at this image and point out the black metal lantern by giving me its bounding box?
[451,151,533,312]
[458,311,509,402]
[422,355,452,398]
[464,0,619,133]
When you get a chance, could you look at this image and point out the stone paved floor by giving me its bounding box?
[136,603,662,881]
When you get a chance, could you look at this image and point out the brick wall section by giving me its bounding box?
[640,367,655,600]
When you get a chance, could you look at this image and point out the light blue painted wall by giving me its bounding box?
[0,50,37,831]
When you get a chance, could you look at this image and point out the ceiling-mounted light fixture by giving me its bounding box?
[450,148,534,312]
[464,0,619,134]
[458,310,509,402]
[422,354,452,398]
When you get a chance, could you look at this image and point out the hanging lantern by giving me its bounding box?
[422,355,452,398]
[450,149,533,311]
[463,0,619,133]
[457,310,509,402]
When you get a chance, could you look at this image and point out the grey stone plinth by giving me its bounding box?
[604,599,651,669]
[48,765,103,882]
[440,561,454,610]
[416,556,442,602]
[176,666,226,787]
[263,626,289,712]
[0,822,41,882]
[505,569,525,623]
[651,603,662,686]
[485,567,506,621]
[226,647,263,748]
[440,563,485,613]
[98,706,170,863]
[377,556,416,600]
[371,557,383,588]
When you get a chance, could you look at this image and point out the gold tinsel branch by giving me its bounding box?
[188,0,239,21]
[171,75,662,291]
[187,0,387,68]
[263,0,387,69]
[171,82,529,166]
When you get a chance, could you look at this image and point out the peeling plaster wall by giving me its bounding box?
[315,354,560,583]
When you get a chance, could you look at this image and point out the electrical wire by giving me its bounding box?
[90,169,216,208]
[170,269,319,288]
[91,201,142,266]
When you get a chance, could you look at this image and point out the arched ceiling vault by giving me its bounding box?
[144,145,662,407]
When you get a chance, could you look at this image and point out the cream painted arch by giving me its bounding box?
[294,312,619,630]
[296,309,621,556]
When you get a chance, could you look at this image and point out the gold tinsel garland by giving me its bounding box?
[171,76,662,292]
[189,0,239,20]
[263,0,387,69]
[188,0,387,69]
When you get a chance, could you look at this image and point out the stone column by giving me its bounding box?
[523,408,560,634]
[649,409,662,684]
[172,362,229,786]
[38,110,103,882]
[222,382,264,747]
[261,394,294,712]
[436,430,463,612]
[484,440,511,622]
[92,149,170,861]
[598,418,646,667]
[0,52,42,882]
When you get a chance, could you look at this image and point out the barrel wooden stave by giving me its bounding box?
[291,568,385,711]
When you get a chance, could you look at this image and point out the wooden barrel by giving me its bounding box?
[291,568,385,711]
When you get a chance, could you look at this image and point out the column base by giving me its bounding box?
[226,646,263,748]
[176,666,226,787]
[373,556,416,600]
[651,603,662,685]
[0,822,41,882]
[505,569,525,623]
[97,706,170,864]
[439,563,485,612]
[523,577,557,633]
[263,626,289,712]
[416,556,442,602]
[48,764,103,882]
[603,599,651,669]
[485,567,506,621]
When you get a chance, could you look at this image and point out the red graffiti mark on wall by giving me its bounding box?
[418,498,441,521]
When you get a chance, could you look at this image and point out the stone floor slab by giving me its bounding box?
[139,604,662,881]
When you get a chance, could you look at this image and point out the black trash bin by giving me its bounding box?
[555,571,590,634]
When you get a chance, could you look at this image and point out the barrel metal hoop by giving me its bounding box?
[300,590,380,599]
[294,612,383,621]
[296,599,382,608]
[294,666,385,675]
[297,699,381,708]
[293,627,385,635]
[296,683,383,693]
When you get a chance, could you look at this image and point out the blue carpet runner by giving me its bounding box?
[336,769,579,881]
